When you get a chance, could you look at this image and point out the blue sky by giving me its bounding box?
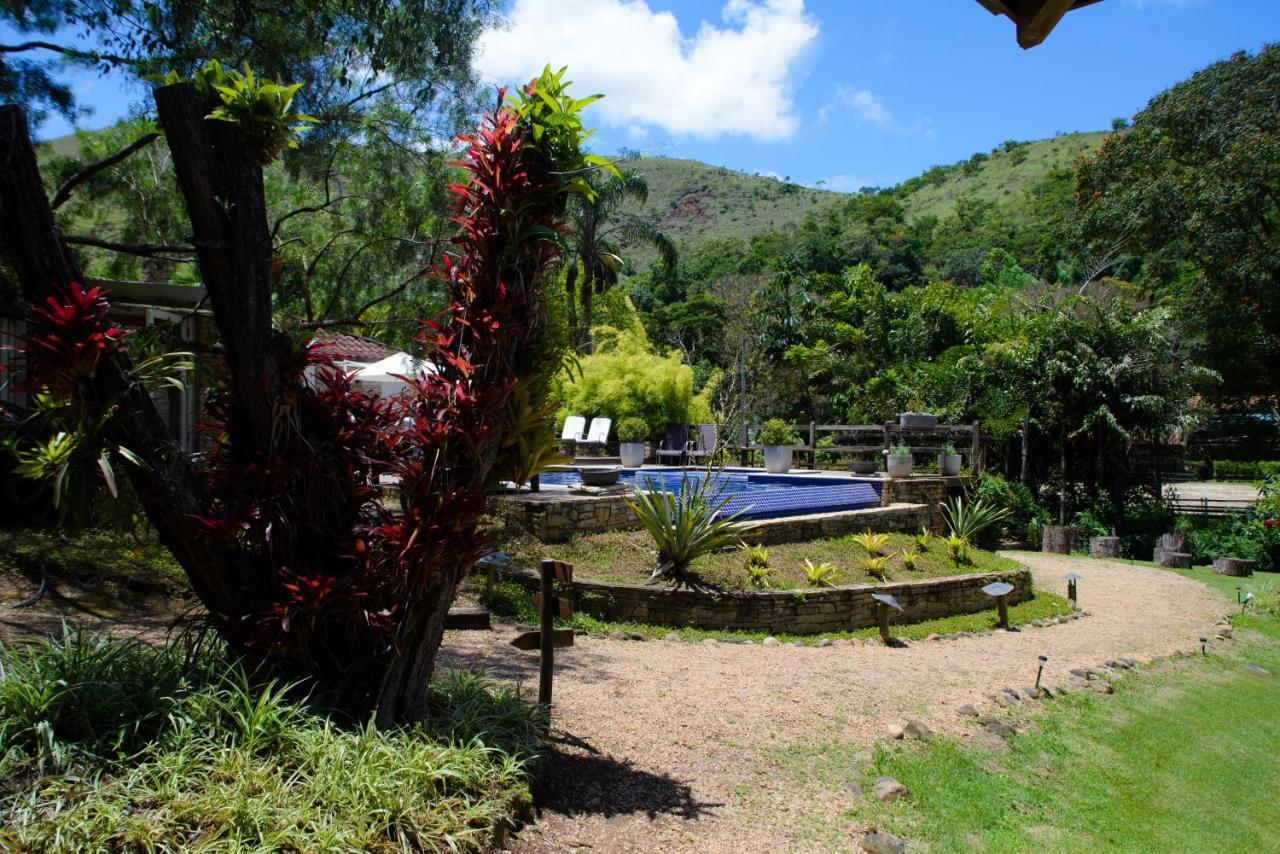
[13,0,1280,189]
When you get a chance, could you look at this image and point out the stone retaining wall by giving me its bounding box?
[497,565,1032,634]
[496,491,929,544]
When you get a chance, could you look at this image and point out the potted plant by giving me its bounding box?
[849,457,879,475]
[898,400,938,429]
[758,419,799,474]
[886,443,913,478]
[616,417,648,468]
[937,442,962,476]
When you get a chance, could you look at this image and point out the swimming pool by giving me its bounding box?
[536,468,882,521]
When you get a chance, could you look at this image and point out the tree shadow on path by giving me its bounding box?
[531,730,721,822]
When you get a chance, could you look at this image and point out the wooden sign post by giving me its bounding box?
[509,559,574,707]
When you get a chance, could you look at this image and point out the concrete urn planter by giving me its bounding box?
[763,445,792,474]
[886,454,913,478]
[898,412,938,429]
[619,442,646,468]
[937,453,962,477]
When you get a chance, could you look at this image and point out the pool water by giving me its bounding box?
[537,468,882,520]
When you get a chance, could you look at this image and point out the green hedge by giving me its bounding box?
[1211,460,1280,480]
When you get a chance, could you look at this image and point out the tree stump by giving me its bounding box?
[1089,536,1121,559]
[1212,557,1256,577]
[1154,548,1192,568]
[1156,532,1187,552]
[1042,525,1072,554]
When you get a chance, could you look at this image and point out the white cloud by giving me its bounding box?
[836,86,892,129]
[476,0,819,141]
[818,85,934,137]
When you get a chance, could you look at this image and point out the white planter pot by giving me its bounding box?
[886,454,913,478]
[937,453,962,476]
[619,442,646,468]
[763,445,792,474]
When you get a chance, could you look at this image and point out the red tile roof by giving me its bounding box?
[312,330,396,363]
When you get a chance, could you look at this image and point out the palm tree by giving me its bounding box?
[563,170,677,353]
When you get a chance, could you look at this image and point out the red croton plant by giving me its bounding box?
[0,67,605,724]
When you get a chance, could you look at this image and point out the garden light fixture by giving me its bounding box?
[982,581,1015,629]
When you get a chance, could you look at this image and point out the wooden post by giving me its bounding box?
[996,595,1009,629]
[538,558,555,706]
[484,563,495,606]
[1067,578,1077,607]
[877,601,891,645]
[808,422,816,469]
[970,422,982,474]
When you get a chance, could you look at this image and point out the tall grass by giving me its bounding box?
[0,629,544,851]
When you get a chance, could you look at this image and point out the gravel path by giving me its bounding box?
[438,553,1226,853]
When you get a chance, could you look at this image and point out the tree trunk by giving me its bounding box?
[1020,416,1031,486]
[579,260,596,354]
[1041,525,1072,554]
[153,83,282,461]
[564,262,579,345]
[1089,536,1121,559]
[1212,557,1254,577]
[373,574,456,727]
[0,104,245,625]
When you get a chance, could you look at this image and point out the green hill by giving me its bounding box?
[897,131,1106,221]
[617,131,1106,264]
[623,156,845,253]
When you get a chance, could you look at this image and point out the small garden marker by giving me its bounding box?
[1062,572,1083,609]
[1035,654,1048,690]
[870,592,903,645]
[982,581,1015,629]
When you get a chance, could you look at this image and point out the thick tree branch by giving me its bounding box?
[65,233,194,259]
[0,41,139,66]
[51,131,160,209]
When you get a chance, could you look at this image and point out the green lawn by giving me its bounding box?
[826,569,1280,851]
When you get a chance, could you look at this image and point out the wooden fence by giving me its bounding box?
[735,422,986,472]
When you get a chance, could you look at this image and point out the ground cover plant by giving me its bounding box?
[500,529,1019,590]
[0,527,187,598]
[824,596,1280,850]
[0,630,544,851]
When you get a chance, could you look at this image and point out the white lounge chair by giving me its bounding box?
[559,415,586,451]
[577,416,612,452]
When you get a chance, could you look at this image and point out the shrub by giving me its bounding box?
[758,419,799,446]
[616,416,648,443]
[802,558,838,587]
[859,555,890,580]
[625,476,743,586]
[1213,460,1280,481]
[900,548,920,571]
[889,443,912,457]
[740,541,773,589]
[555,330,711,439]
[852,531,891,556]
[971,473,1049,542]
[947,534,972,564]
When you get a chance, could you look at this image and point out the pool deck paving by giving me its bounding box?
[438,553,1226,853]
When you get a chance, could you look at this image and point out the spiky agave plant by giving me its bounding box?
[940,495,1012,543]
[626,476,744,587]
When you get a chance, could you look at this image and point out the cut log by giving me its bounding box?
[1156,532,1187,552]
[1154,548,1192,569]
[1212,557,1256,577]
[1089,536,1121,559]
[1042,525,1072,554]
